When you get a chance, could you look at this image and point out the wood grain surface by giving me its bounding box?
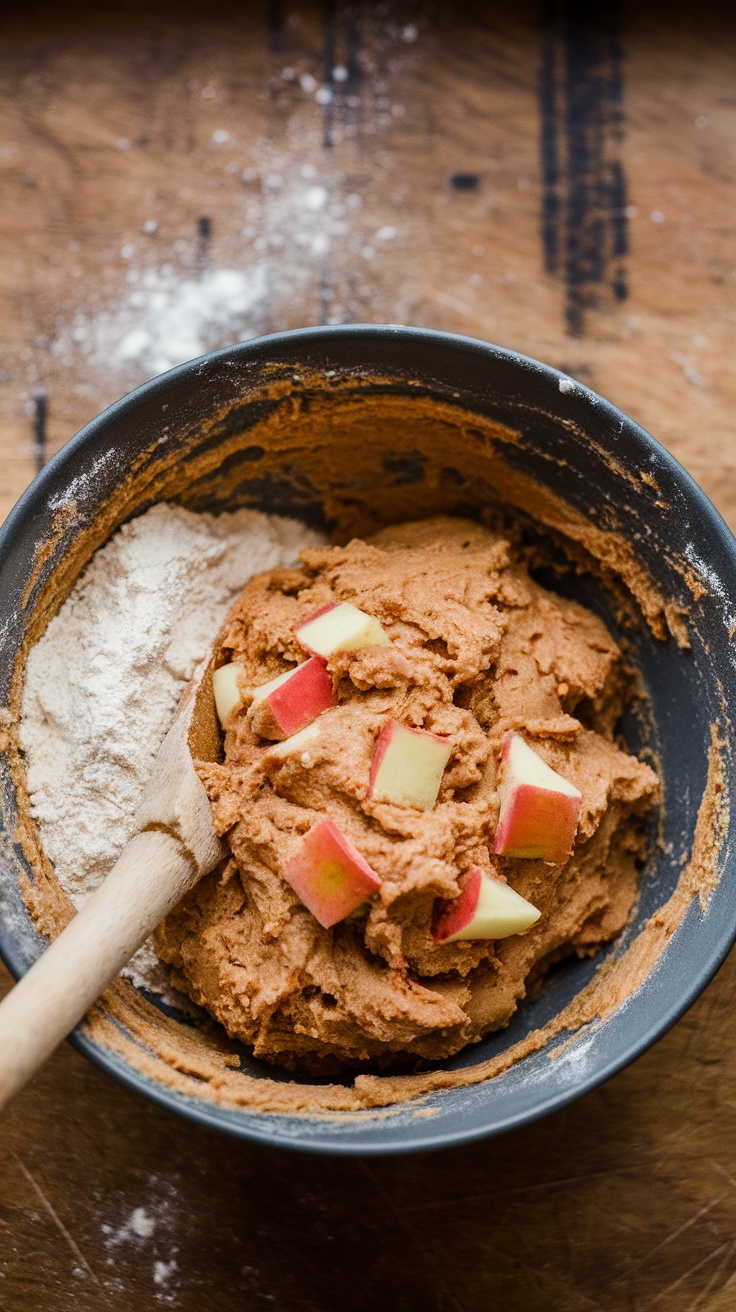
[3,3,736,1308]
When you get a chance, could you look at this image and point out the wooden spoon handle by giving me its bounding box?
[0,829,198,1110]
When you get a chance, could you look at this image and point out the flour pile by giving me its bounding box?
[19,504,324,990]
[72,265,268,377]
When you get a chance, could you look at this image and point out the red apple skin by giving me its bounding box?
[292,603,339,657]
[493,734,582,864]
[280,817,382,929]
[493,786,581,863]
[432,868,482,942]
[250,657,335,740]
[367,721,392,793]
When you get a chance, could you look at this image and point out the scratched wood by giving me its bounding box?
[3,3,736,1308]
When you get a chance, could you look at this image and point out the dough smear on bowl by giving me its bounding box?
[156,516,659,1073]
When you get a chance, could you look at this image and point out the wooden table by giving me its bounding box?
[3,3,736,1307]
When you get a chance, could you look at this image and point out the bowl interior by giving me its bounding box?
[0,326,734,1154]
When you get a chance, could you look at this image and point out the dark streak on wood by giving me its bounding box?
[345,4,362,87]
[321,0,336,150]
[608,156,628,301]
[539,0,629,336]
[335,3,363,146]
[319,0,338,324]
[319,267,331,326]
[539,7,561,275]
[266,0,283,52]
[451,172,480,190]
[197,215,211,273]
[32,389,47,473]
[606,30,629,302]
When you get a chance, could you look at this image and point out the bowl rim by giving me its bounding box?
[68,905,732,1155]
[2,322,736,1155]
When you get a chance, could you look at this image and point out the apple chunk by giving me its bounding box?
[294,601,388,658]
[265,722,323,762]
[249,657,336,740]
[368,720,452,811]
[280,817,382,928]
[493,732,582,863]
[212,661,246,728]
[433,867,541,943]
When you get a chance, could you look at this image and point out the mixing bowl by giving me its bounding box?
[0,325,734,1154]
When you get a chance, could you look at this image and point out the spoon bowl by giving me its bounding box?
[0,325,734,1153]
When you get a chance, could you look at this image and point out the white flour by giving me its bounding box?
[47,19,421,388]
[110,266,268,376]
[19,503,324,992]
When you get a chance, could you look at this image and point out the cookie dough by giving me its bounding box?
[155,517,659,1072]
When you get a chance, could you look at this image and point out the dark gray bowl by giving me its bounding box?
[0,325,734,1155]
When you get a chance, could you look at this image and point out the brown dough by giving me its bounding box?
[155,517,659,1073]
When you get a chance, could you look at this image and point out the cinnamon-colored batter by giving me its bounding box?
[155,517,658,1072]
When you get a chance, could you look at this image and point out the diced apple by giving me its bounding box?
[265,723,323,762]
[493,732,582,863]
[249,657,336,740]
[213,661,246,728]
[294,601,388,658]
[368,720,452,811]
[433,867,541,943]
[280,817,382,928]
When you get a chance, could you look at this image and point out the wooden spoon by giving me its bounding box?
[0,660,224,1110]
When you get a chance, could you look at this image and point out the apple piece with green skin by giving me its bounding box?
[249,657,336,740]
[294,601,388,658]
[493,732,582,863]
[280,817,382,929]
[433,867,541,943]
[265,722,323,762]
[212,661,246,728]
[368,720,452,811]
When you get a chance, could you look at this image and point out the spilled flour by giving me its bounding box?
[108,265,268,376]
[47,19,422,390]
[19,504,324,992]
